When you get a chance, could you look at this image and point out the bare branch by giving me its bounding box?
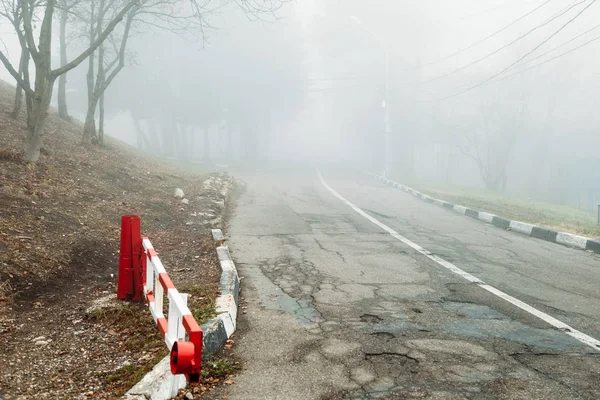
[52,0,137,77]
[101,6,135,90]
[19,0,40,59]
[0,48,33,94]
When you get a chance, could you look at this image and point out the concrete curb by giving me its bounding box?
[202,229,240,357]
[367,172,600,254]
[122,358,187,400]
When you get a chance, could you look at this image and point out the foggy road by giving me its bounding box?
[222,168,600,400]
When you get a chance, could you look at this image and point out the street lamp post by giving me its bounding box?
[350,16,391,178]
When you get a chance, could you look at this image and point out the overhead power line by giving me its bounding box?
[488,32,600,83]
[503,21,600,71]
[455,0,539,22]
[423,0,555,67]
[431,0,597,102]
[420,0,588,85]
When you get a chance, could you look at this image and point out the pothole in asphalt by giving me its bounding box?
[361,314,383,323]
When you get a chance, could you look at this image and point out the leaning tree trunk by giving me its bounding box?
[83,48,96,144]
[98,91,105,145]
[19,43,34,133]
[12,42,32,121]
[57,4,69,120]
[83,44,104,145]
[11,56,24,118]
[96,45,106,146]
[83,94,99,144]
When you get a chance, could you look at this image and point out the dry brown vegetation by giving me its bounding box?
[0,79,227,399]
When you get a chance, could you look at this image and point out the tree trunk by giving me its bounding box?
[178,125,189,161]
[85,52,96,139]
[57,3,69,120]
[24,72,55,163]
[20,48,34,132]
[160,116,176,158]
[132,115,150,150]
[173,123,182,159]
[148,120,162,155]
[24,0,56,164]
[226,122,233,156]
[12,45,30,120]
[98,90,105,145]
[83,95,99,145]
[203,123,210,160]
[96,43,106,146]
[189,126,195,161]
[11,60,24,118]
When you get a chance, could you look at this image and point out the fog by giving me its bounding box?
[2,0,600,210]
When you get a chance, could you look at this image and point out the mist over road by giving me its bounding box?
[222,167,600,400]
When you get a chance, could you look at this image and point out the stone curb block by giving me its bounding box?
[123,357,186,400]
[201,232,240,357]
[367,171,600,254]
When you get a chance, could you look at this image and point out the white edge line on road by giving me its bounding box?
[318,170,600,351]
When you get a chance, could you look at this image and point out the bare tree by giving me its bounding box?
[457,102,528,192]
[80,0,137,145]
[56,0,83,120]
[0,0,138,163]
[0,0,36,125]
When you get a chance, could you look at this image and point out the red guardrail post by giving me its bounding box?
[130,215,143,301]
[117,215,134,300]
[117,215,143,301]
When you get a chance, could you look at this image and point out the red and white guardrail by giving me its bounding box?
[117,215,202,383]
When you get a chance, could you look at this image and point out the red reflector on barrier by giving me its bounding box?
[170,341,195,375]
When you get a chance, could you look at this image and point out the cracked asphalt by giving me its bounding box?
[220,168,600,399]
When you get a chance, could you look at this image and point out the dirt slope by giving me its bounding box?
[0,79,224,399]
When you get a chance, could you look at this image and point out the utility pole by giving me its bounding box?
[350,16,391,178]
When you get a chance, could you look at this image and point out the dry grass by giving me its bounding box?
[0,78,226,398]
[87,303,168,396]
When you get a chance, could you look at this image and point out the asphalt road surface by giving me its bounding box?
[220,167,600,400]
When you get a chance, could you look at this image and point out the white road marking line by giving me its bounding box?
[318,171,600,351]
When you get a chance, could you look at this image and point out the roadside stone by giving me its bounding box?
[174,188,184,198]
[185,392,194,400]
[181,198,189,205]
[85,294,120,315]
